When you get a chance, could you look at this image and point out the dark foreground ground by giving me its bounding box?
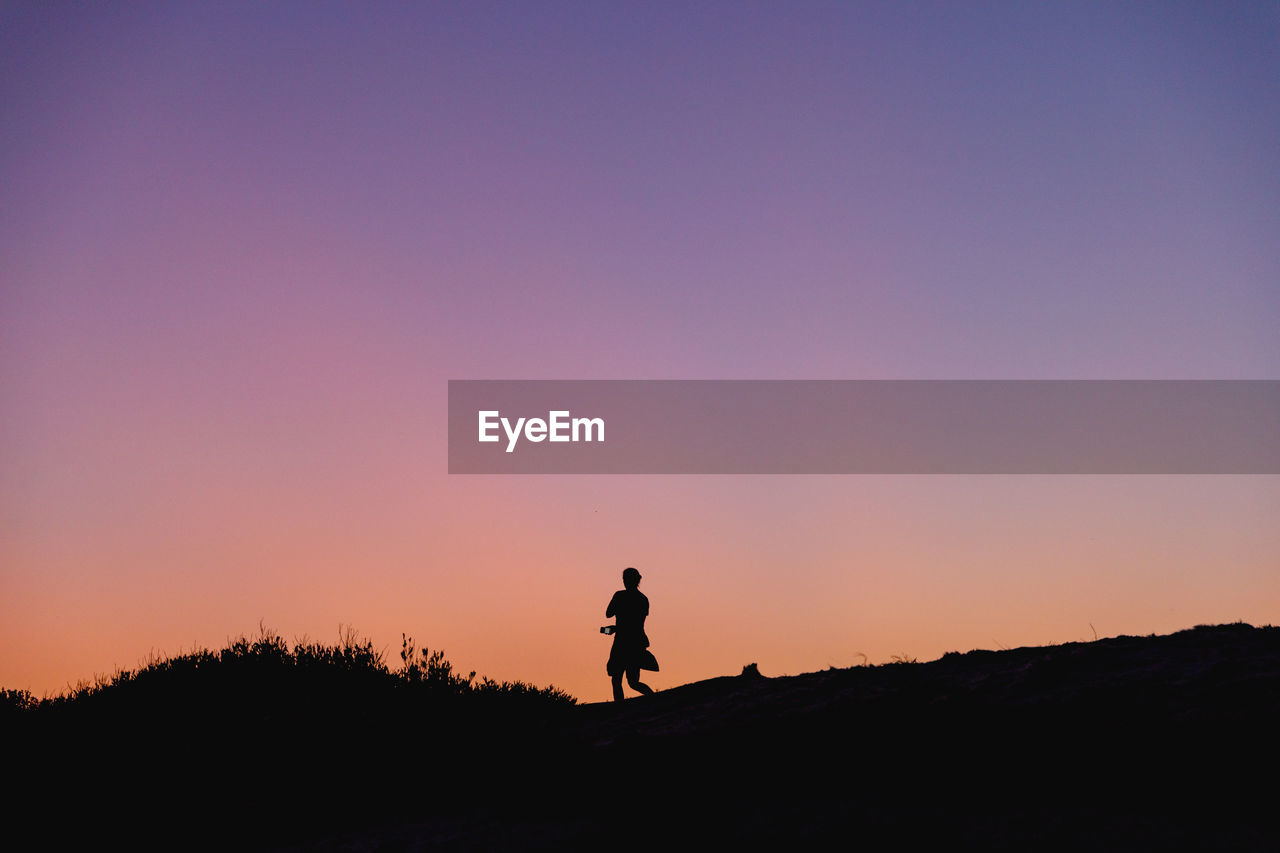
[11,623,1279,850]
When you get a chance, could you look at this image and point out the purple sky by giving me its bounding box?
[2,3,1278,701]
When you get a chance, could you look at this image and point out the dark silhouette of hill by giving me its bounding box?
[8,623,1279,850]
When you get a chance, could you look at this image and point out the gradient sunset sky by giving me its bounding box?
[3,2,1278,702]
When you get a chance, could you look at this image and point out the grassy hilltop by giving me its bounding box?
[7,623,1279,850]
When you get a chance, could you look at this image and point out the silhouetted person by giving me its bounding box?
[606,567,654,702]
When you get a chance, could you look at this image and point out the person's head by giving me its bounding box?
[622,567,641,589]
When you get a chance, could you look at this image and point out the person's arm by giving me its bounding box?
[606,591,618,618]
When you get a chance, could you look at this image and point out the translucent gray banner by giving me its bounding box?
[448,381,1280,474]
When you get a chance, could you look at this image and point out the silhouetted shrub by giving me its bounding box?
[1,687,37,715]
[5,624,574,716]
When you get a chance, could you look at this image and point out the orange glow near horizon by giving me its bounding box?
[5,475,1277,703]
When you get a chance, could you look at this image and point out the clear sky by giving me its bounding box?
[3,2,1278,702]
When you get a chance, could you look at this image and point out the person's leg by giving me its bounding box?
[611,672,625,702]
[625,666,653,696]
